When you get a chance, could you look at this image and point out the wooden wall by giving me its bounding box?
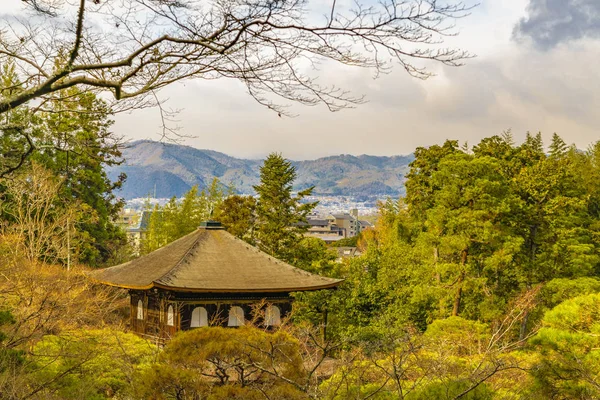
[129,290,293,342]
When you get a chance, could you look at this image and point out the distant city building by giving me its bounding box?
[301,218,346,244]
[116,209,153,252]
[116,208,139,227]
[328,209,369,238]
[302,208,372,245]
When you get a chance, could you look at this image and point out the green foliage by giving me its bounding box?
[134,327,308,399]
[0,310,15,326]
[270,236,337,330]
[406,381,494,400]
[217,194,257,242]
[530,293,600,399]
[163,327,304,380]
[34,87,126,266]
[424,317,490,356]
[321,318,528,400]
[32,329,157,399]
[329,235,359,247]
[0,310,25,374]
[405,139,460,220]
[253,153,316,263]
[140,178,227,254]
[290,237,339,274]
[0,310,15,345]
[331,133,600,341]
[540,277,600,310]
[140,203,167,254]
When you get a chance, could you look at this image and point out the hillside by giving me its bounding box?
[107,140,413,199]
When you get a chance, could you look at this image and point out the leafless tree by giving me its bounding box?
[0,163,84,265]
[1,0,474,118]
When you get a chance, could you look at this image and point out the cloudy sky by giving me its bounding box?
[9,0,600,159]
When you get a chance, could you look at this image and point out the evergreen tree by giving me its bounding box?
[405,140,460,221]
[531,293,600,398]
[217,195,258,242]
[170,187,199,239]
[329,133,600,339]
[253,153,316,262]
[0,63,42,178]
[140,203,167,255]
[582,141,600,222]
[549,132,568,158]
[202,177,228,221]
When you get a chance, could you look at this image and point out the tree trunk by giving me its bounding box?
[452,249,468,317]
[519,310,530,341]
[434,246,440,283]
[452,273,464,316]
[519,283,532,340]
[519,223,538,339]
[434,246,445,315]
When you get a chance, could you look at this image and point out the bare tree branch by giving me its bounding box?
[0,0,475,117]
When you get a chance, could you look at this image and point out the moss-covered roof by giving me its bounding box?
[91,227,342,293]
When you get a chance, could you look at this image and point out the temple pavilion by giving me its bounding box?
[92,221,342,342]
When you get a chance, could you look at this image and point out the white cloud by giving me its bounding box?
[515,0,600,49]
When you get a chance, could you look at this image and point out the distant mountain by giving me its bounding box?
[107,140,414,199]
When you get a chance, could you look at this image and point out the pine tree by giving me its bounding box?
[0,62,42,178]
[173,186,200,238]
[253,153,316,262]
[202,177,227,221]
[140,204,167,255]
[549,133,568,158]
[217,195,257,242]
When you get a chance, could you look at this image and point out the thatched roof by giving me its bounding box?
[91,226,343,293]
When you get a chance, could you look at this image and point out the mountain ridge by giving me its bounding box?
[107,140,414,199]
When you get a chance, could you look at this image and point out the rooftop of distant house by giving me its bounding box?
[331,213,357,220]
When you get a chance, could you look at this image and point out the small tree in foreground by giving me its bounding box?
[134,327,309,399]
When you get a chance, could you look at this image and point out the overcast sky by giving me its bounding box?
[8,0,600,159]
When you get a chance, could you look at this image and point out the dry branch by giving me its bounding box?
[1,0,474,116]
